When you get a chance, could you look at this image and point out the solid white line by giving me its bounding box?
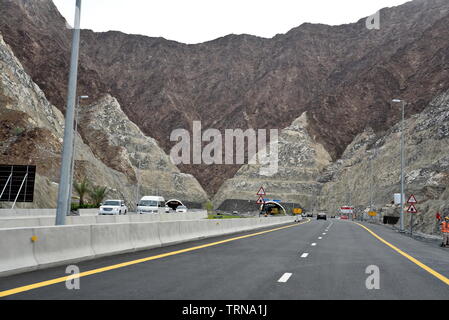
[311,243,317,246]
[301,253,309,258]
[278,273,293,283]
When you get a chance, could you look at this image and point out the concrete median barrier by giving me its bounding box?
[130,222,162,250]
[140,214,160,223]
[0,216,297,277]
[0,209,56,217]
[67,216,97,225]
[96,215,116,224]
[178,220,206,242]
[129,215,144,223]
[205,219,225,237]
[158,221,183,246]
[91,223,134,257]
[0,217,41,228]
[0,211,210,229]
[32,225,94,267]
[0,228,38,276]
[114,215,130,224]
[38,217,55,226]
[78,209,99,216]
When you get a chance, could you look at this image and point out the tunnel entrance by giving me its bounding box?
[259,201,287,216]
[165,199,184,211]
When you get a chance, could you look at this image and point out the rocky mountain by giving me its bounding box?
[78,94,208,205]
[317,89,449,235]
[213,112,331,212]
[0,33,208,208]
[1,0,449,195]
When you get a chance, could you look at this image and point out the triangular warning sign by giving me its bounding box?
[256,196,265,204]
[257,187,266,196]
[407,194,417,204]
[407,204,418,213]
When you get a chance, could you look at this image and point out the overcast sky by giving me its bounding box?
[53,0,411,44]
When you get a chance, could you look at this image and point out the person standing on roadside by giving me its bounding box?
[440,216,449,247]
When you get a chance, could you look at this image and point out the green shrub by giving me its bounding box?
[202,201,214,212]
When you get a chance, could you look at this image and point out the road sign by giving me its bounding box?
[394,193,405,205]
[293,208,303,215]
[257,187,266,196]
[407,194,417,204]
[256,196,265,204]
[368,211,377,217]
[340,206,354,214]
[407,204,418,214]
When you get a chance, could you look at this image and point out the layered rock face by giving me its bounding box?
[1,0,449,194]
[0,34,208,208]
[318,90,449,234]
[78,95,208,205]
[213,112,332,212]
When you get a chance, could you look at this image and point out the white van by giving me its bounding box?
[137,196,165,214]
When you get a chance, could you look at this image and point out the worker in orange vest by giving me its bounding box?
[441,217,449,247]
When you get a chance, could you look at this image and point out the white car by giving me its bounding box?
[99,200,128,215]
[176,205,188,213]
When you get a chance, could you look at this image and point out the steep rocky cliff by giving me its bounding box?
[213,112,332,212]
[1,0,449,194]
[78,94,208,204]
[318,90,449,234]
[0,33,208,208]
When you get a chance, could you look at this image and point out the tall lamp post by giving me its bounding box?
[67,95,89,212]
[56,0,82,225]
[392,99,406,232]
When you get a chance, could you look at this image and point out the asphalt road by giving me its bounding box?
[1,218,449,300]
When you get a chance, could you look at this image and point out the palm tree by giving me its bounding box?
[74,178,90,206]
[89,186,109,208]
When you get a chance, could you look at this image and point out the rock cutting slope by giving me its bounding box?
[0,33,207,208]
[213,112,332,212]
[318,90,449,234]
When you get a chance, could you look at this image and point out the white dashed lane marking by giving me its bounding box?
[311,243,317,246]
[278,273,293,283]
[301,253,309,258]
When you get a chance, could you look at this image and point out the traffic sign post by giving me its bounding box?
[257,187,266,196]
[407,194,417,204]
[407,204,417,213]
[256,187,266,214]
[407,194,418,236]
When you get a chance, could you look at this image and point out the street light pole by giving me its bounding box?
[55,0,82,225]
[393,99,406,232]
[67,95,89,213]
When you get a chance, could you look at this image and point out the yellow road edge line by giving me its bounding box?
[355,222,449,286]
[0,218,311,298]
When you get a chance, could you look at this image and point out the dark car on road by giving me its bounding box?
[317,212,327,220]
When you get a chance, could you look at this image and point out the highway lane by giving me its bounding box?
[1,218,449,299]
